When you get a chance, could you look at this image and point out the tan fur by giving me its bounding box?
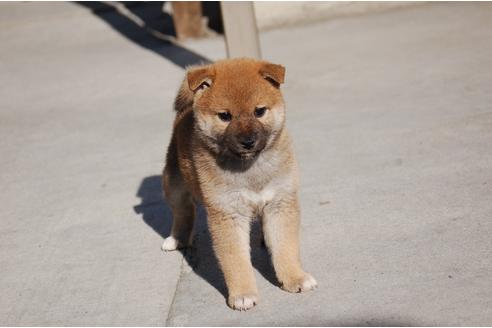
[162,58,317,311]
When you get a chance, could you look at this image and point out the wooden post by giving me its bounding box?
[171,2,205,40]
[220,2,261,59]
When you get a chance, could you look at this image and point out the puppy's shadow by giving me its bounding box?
[134,175,278,299]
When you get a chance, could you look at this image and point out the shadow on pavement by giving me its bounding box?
[76,1,212,68]
[134,175,279,301]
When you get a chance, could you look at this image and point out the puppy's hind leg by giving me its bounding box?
[161,167,195,251]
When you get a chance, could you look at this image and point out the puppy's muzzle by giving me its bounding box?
[222,120,268,160]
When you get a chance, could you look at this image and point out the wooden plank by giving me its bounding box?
[171,1,205,40]
[220,1,261,59]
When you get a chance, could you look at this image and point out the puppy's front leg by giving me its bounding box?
[207,208,258,311]
[262,193,317,293]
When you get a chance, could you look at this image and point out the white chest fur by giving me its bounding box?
[209,156,295,218]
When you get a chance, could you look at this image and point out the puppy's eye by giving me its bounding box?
[254,107,267,118]
[198,81,210,90]
[217,112,232,122]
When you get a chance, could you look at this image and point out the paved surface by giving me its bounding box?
[1,2,492,326]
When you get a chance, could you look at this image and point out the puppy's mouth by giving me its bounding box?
[228,148,261,161]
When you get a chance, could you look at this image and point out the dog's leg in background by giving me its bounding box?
[207,208,258,311]
[262,194,317,293]
[161,167,195,251]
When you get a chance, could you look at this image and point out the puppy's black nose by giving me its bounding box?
[239,136,256,150]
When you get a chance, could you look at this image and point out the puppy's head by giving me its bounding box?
[187,58,286,161]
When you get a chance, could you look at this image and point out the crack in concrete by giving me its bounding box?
[164,253,186,326]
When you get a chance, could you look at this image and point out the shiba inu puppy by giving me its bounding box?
[161,58,317,311]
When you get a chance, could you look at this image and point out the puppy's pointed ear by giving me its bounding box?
[187,65,215,92]
[259,62,285,87]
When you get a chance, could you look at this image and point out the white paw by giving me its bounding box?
[301,274,318,291]
[161,236,180,251]
[228,293,258,311]
[281,273,318,293]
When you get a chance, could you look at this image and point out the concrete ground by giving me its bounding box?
[1,2,491,326]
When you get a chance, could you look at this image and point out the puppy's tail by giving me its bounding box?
[173,78,194,113]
